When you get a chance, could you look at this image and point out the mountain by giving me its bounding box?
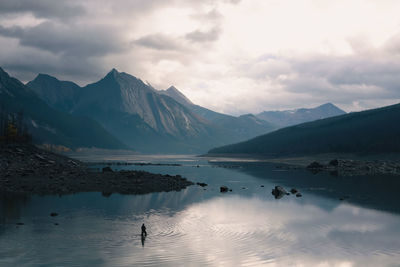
[159,86,277,141]
[257,103,346,127]
[54,69,226,153]
[27,74,81,113]
[209,103,400,156]
[0,67,126,149]
[29,69,278,153]
[159,86,193,107]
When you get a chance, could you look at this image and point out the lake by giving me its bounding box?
[1,154,400,266]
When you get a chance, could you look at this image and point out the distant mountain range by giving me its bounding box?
[27,69,280,153]
[160,86,277,142]
[29,69,224,153]
[1,66,353,153]
[208,103,400,156]
[0,67,125,149]
[256,103,346,128]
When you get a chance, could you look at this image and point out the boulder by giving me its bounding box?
[296,193,302,197]
[290,188,298,194]
[196,182,208,187]
[220,186,228,193]
[307,161,324,169]
[102,166,113,173]
[271,186,287,199]
[329,159,339,166]
[102,191,112,197]
[50,212,58,217]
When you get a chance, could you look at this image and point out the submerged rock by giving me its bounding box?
[196,182,208,187]
[50,212,58,217]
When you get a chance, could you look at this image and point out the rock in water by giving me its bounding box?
[102,166,113,173]
[50,212,58,217]
[220,186,228,193]
[307,161,324,169]
[290,188,298,194]
[329,159,339,166]
[102,191,112,197]
[272,186,287,199]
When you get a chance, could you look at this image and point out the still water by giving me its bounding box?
[1,154,400,266]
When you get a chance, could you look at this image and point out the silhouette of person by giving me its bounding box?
[141,223,147,237]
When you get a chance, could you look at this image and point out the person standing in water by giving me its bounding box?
[141,223,147,236]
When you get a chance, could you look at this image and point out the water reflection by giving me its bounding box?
[0,192,399,266]
[0,192,30,223]
[141,233,146,247]
[1,154,400,266]
[211,161,400,214]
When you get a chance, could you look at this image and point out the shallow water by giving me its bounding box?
[1,155,400,266]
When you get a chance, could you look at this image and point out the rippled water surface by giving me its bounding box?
[1,154,400,266]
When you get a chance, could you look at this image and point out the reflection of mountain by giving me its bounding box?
[211,161,400,214]
[0,193,30,223]
[209,103,400,155]
[257,103,346,128]
[0,68,126,149]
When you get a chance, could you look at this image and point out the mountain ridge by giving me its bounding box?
[0,67,126,149]
[257,103,346,127]
[209,102,400,156]
[158,85,278,142]
[29,68,226,153]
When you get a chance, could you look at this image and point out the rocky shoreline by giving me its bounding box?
[0,144,193,195]
[306,159,400,176]
[205,153,400,176]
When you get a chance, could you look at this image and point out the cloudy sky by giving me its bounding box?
[1,0,400,115]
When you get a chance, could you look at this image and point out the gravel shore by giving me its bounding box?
[0,144,193,195]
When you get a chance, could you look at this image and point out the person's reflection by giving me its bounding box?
[141,233,146,247]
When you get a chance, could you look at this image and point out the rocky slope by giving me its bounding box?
[160,86,277,142]
[27,74,81,113]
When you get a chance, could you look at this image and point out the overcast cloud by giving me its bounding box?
[1,0,400,114]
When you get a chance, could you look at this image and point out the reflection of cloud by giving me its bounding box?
[106,194,400,266]
[3,192,400,266]
[158,196,400,266]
